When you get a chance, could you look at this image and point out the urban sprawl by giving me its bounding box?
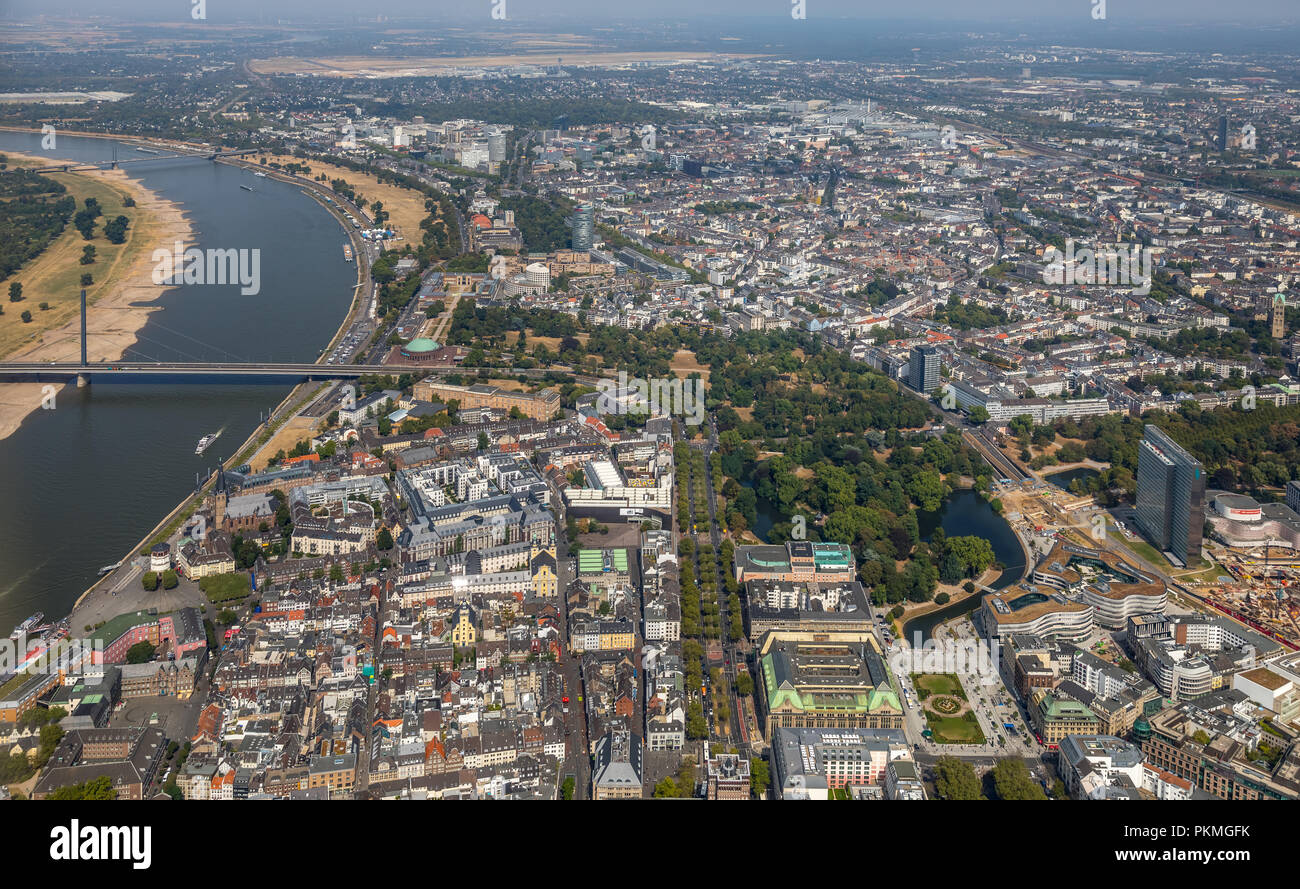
[4,22,1300,803]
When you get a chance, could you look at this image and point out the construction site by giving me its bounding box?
[982,439,1300,654]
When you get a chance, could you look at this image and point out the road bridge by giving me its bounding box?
[0,361,407,384]
[30,148,258,174]
[0,289,609,387]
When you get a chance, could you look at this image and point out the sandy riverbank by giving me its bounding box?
[247,151,428,244]
[0,150,193,442]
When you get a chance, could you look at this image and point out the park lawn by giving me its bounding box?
[670,348,711,381]
[0,163,147,359]
[1104,519,1167,565]
[925,712,987,745]
[199,572,251,603]
[249,411,321,472]
[911,672,967,701]
[1105,519,1214,571]
[507,331,590,351]
[1177,562,1229,585]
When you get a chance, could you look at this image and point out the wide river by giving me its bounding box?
[0,132,355,632]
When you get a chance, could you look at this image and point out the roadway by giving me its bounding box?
[549,482,592,799]
[0,361,412,383]
[696,415,751,749]
[0,359,617,388]
[961,427,1029,483]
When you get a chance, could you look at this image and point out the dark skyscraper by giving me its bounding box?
[1218,115,1229,151]
[909,344,940,394]
[1136,425,1205,567]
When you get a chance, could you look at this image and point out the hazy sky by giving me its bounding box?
[2,0,1297,24]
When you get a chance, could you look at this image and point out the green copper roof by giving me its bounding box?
[760,652,901,715]
[578,549,627,572]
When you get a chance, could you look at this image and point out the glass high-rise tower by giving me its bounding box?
[571,203,594,251]
[1135,425,1205,567]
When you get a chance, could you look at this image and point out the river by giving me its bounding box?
[0,131,355,631]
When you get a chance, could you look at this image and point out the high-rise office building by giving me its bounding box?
[571,203,594,251]
[487,131,507,163]
[909,344,940,394]
[1136,425,1205,567]
[1218,116,1229,152]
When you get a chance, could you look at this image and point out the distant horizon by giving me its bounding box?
[2,0,1297,27]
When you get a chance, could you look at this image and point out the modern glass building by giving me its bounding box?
[570,203,594,251]
[1135,425,1205,566]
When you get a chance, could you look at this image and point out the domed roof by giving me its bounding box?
[405,337,438,353]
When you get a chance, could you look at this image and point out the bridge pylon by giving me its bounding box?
[80,288,88,368]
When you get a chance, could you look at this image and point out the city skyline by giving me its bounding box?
[0,5,1296,855]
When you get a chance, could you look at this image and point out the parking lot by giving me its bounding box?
[326,320,376,365]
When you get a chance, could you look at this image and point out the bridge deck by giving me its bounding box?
[0,362,401,383]
[30,149,258,174]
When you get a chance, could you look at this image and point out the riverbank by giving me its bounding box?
[62,171,370,620]
[248,151,427,245]
[0,128,368,635]
[69,380,324,624]
[0,150,193,442]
